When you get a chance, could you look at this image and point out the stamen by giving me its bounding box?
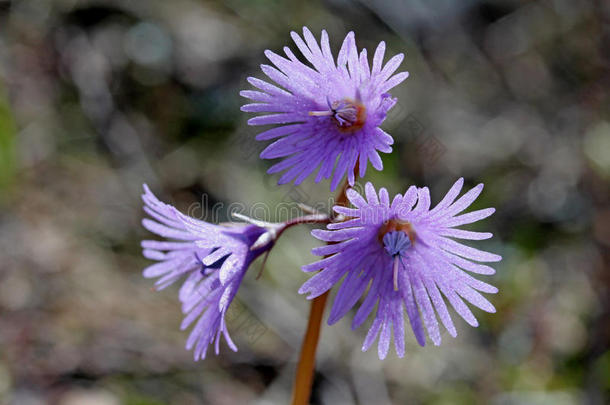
[382,231,413,292]
[256,249,272,280]
[308,97,367,132]
[308,110,334,117]
[393,255,399,291]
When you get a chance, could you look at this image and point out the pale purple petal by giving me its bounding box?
[301,179,500,358]
[243,28,408,190]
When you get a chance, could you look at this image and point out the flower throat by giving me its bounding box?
[309,98,367,133]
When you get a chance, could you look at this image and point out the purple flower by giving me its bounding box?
[241,27,409,191]
[300,179,501,359]
[141,185,273,360]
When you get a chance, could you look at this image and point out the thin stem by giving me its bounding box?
[283,213,331,229]
[233,212,330,233]
[250,211,332,278]
[232,212,329,229]
[290,178,351,405]
[276,213,330,239]
[290,290,329,405]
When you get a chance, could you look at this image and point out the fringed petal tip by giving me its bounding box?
[302,179,500,358]
[140,187,276,362]
[241,28,408,191]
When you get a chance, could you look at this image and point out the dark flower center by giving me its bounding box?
[309,98,367,133]
[378,219,417,245]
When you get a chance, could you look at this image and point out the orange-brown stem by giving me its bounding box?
[290,290,329,405]
[290,178,351,405]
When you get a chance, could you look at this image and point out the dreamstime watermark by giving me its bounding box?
[230,125,263,162]
[224,299,268,346]
[404,114,447,164]
[185,198,316,223]
[185,183,370,224]
[384,101,447,165]
[233,73,448,209]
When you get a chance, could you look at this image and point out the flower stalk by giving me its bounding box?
[291,178,351,405]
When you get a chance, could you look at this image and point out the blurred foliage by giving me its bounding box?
[0,0,609,404]
[0,82,16,203]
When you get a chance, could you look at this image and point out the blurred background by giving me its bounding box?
[0,0,609,404]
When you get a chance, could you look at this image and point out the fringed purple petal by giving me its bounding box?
[301,179,500,357]
[141,186,272,361]
[243,28,407,190]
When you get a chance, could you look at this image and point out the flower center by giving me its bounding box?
[379,221,416,292]
[309,98,366,133]
[383,231,412,256]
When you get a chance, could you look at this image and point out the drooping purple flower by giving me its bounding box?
[300,179,501,359]
[241,27,409,191]
[141,185,273,360]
